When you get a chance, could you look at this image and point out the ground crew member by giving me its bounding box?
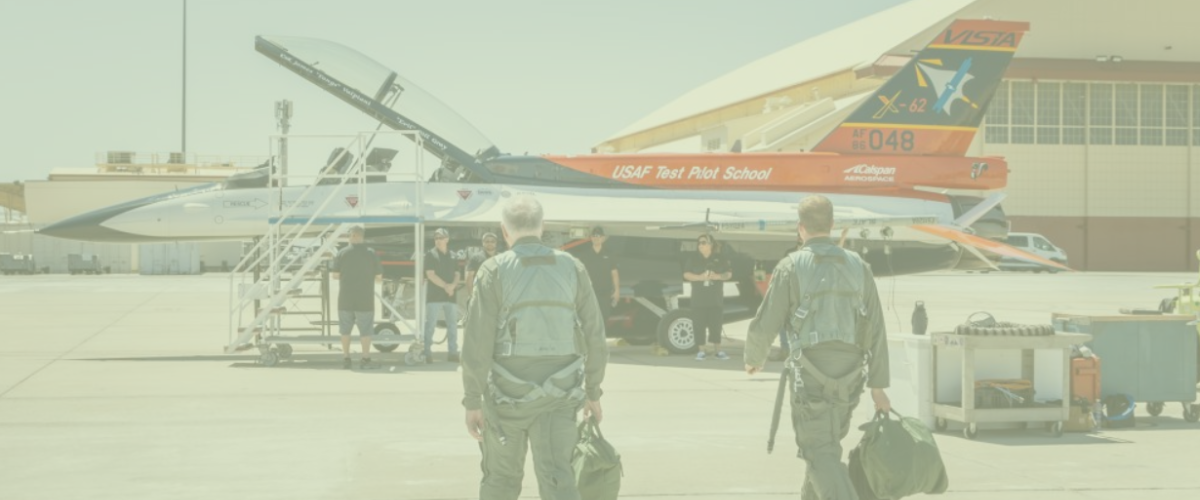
[745,195,891,500]
[464,231,500,299]
[330,225,382,369]
[423,227,460,363]
[461,194,608,500]
[685,234,732,360]
[576,226,620,320]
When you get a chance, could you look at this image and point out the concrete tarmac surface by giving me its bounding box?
[1,271,1199,499]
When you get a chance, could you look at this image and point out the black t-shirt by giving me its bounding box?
[685,252,731,307]
[425,248,460,303]
[576,245,616,293]
[467,251,497,274]
[333,244,381,311]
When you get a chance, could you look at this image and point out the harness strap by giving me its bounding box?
[489,356,586,405]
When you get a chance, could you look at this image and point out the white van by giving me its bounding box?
[998,232,1068,273]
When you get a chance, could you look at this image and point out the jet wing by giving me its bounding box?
[912,224,1073,272]
[399,185,955,244]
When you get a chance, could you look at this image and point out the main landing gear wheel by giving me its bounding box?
[1147,401,1165,416]
[275,344,292,360]
[963,423,978,440]
[656,309,698,355]
[935,417,948,431]
[372,323,401,353]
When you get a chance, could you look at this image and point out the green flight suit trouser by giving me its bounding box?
[480,403,581,500]
[791,349,866,500]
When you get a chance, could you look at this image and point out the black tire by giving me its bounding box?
[621,302,659,346]
[1147,401,1164,416]
[657,309,698,355]
[275,344,293,359]
[1159,297,1178,314]
[1184,404,1200,423]
[372,323,401,353]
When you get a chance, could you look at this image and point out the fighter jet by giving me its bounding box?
[42,19,1050,269]
[40,19,1064,350]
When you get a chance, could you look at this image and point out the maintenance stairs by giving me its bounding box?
[224,132,426,366]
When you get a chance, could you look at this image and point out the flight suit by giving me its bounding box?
[462,236,609,500]
[746,236,890,500]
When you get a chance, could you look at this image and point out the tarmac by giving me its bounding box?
[2,271,1199,499]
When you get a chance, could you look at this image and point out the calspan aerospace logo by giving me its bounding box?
[844,164,896,182]
[915,57,979,115]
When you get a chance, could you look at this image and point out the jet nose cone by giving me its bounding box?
[38,205,144,242]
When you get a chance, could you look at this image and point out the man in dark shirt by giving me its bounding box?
[331,225,382,369]
[424,227,461,363]
[684,234,732,360]
[464,232,499,300]
[575,226,619,320]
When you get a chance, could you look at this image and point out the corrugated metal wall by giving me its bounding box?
[0,226,134,274]
[138,242,200,275]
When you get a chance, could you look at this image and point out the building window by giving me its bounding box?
[1089,83,1112,144]
[705,138,722,151]
[1115,84,1138,127]
[1063,83,1087,126]
[1166,85,1189,146]
[1063,128,1086,145]
[1090,128,1113,145]
[1167,129,1189,146]
[1139,84,1163,145]
[987,81,1009,125]
[1036,82,1060,144]
[1037,82,1061,126]
[1011,82,1035,126]
[1140,84,1164,127]
[1166,85,1189,127]
[985,126,1009,144]
[981,80,1200,148]
[1193,85,1200,146]
[983,81,1009,144]
[1115,127,1138,145]
[1140,128,1163,146]
[1011,126,1035,144]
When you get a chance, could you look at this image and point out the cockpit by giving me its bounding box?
[255,36,500,184]
[221,147,402,190]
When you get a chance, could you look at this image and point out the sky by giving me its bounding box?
[0,0,912,183]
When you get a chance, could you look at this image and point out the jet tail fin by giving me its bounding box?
[812,19,1030,156]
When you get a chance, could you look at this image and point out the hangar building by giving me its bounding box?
[596,0,1200,272]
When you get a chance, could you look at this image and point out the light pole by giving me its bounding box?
[182,0,187,155]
